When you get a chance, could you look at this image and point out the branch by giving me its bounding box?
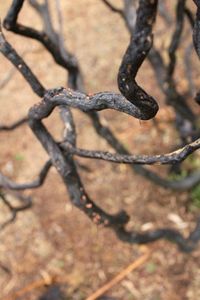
[59,106,76,146]
[6,0,190,192]
[0,160,52,190]
[0,117,27,131]
[0,26,45,97]
[29,88,200,191]
[158,1,172,25]
[2,0,200,252]
[185,7,195,28]
[87,111,200,191]
[28,0,57,42]
[184,43,196,96]
[110,0,196,128]
[2,0,199,193]
[29,87,157,121]
[101,0,124,16]
[115,218,200,252]
[117,0,159,119]
[121,0,196,134]
[0,192,32,230]
[62,138,200,165]
[3,0,182,193]
[29,117,129,228]
[4,0,84,91]
[193,0,200,58]
[28,87,200,251]
[0,67,16,89]
[167,0,186,78]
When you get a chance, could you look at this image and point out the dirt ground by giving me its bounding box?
[0,1,200,299]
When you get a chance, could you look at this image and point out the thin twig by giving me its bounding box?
[101,0,124,16]
[0,117,27,131]
[86,251,150,300]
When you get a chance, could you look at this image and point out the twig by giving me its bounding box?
[0,160,52,190]
[167,0,186,78]
[3,276,54,300]
[0,192,32,230]
[101,0,124,16]
[0,117,27,131]
[0,67,16,89]
[86,251,150,300]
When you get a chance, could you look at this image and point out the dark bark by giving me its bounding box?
[61,138,200,166]
[0,0,200,251]
[118,0,159,119]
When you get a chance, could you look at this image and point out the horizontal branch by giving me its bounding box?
[115,217,200,252]
[29,87,158,121]
[62,138,200,165]
[87,111,200,190]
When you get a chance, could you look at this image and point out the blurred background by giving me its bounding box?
[0,1,200,299]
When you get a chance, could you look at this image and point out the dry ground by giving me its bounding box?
[0,1,200,299]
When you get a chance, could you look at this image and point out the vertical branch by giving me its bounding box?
[167,0,186,78]
[118,0,159,119]
[193,0,200,58]
[28,100,129,227]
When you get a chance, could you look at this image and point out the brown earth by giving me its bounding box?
[0,1,200,300]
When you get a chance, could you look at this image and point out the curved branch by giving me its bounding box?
[29,87,157,121]
[28,96,200,251]
[3,0,84,91]
[118,0,159,120]
[0,117,27,131]
[0,192,32,230]
[87,111,200,191]
[101,0,124,16]
[0,160,52,190]
[2,0,200,252]
[29,118,129,228]
[115,218,200,252]
[2,0,188,192]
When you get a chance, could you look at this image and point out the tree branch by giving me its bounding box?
[0,160,52,190]
[0,117,27,131]
[0,26,45,97]
[0,192,32,230]
[101,0,124,16]
[62,138,200,165]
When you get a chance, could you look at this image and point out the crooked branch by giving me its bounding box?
[62,138,200,165]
